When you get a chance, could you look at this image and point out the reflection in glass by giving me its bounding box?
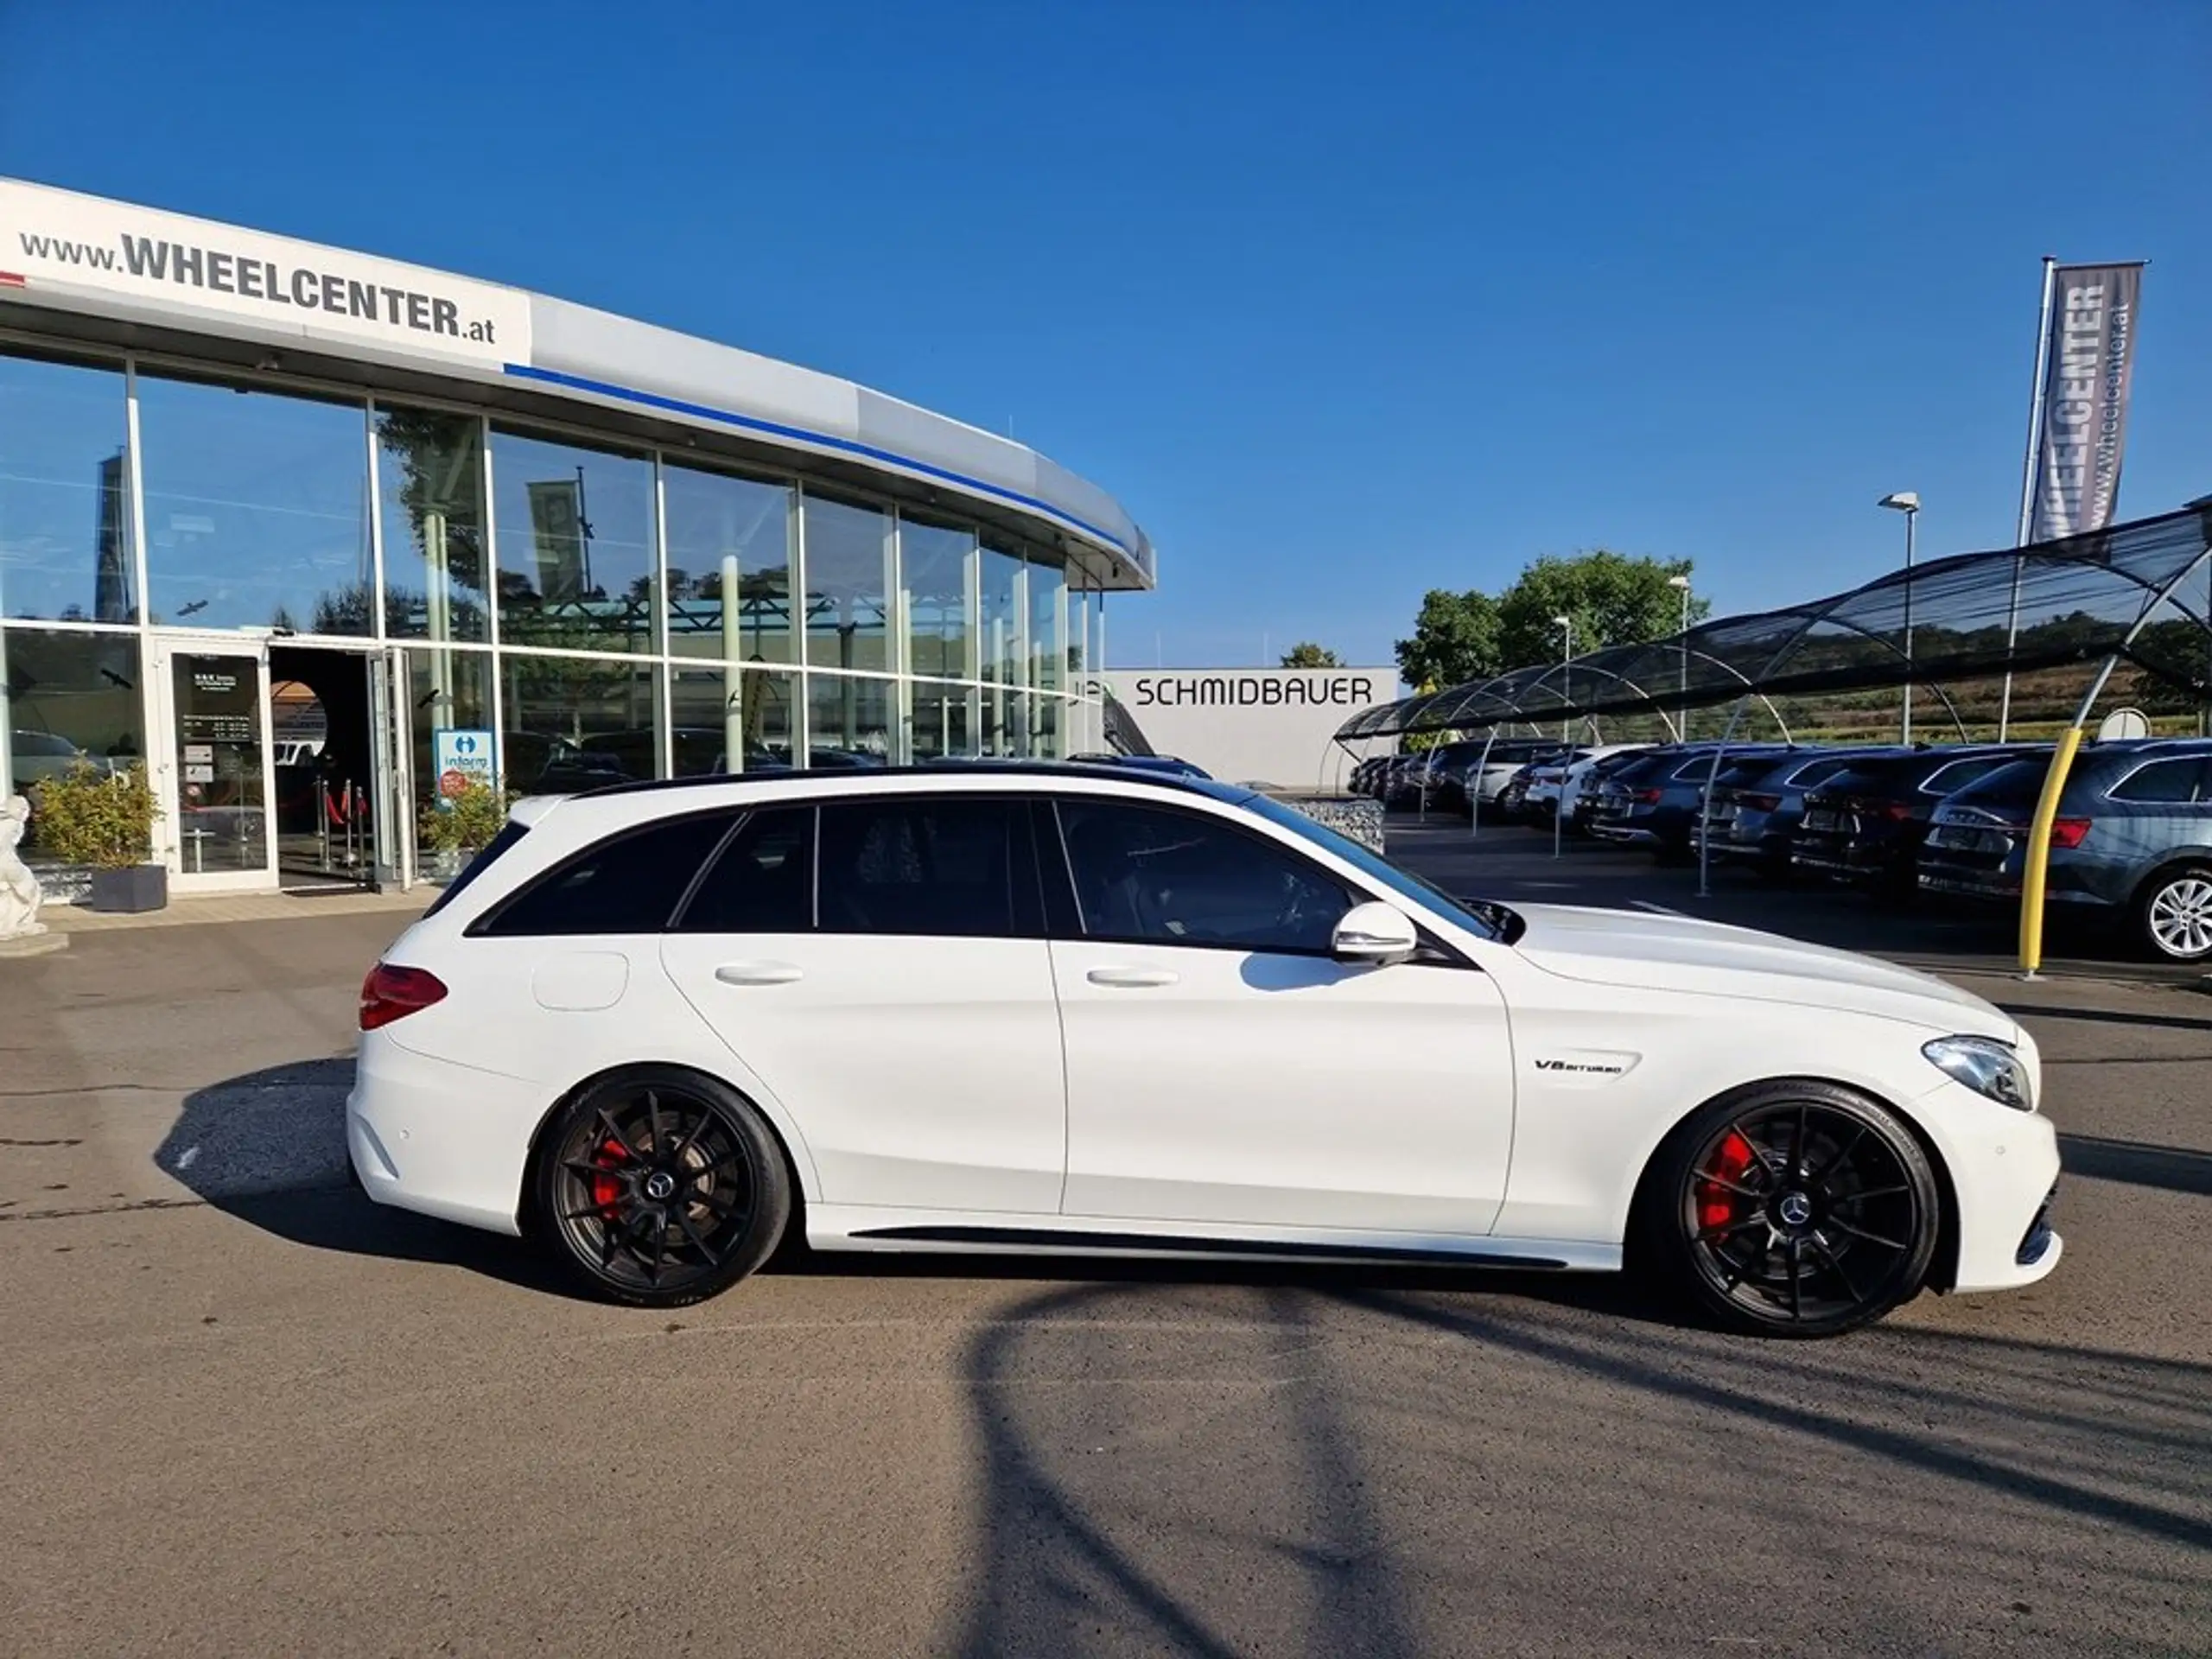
[378,407,488,645]
[406,644,493,820]
[664,465,794,664]
[171,651,266,874]
[901,513,974,681]
[492,428,655,654]
[1032,690,1063,759]
[502,652,662,793]
[137,375,371,633]
[805,671,891,764]
[803,493,891,672]
[670,664,798,773]
[0,352,133,625]
[2,627,146,862]
[1029,560,1066,693]
[910,679,976,762]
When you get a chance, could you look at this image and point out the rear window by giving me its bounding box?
[423,820,531,918]
[1946,760,2044,811]
[1920,757,2014,796]
[475,810,740,936]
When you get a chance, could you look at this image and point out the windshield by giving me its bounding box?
[1223,788,1506,941]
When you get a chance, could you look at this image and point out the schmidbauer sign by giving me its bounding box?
[0,177,531,369]
[1096,667,1396,787]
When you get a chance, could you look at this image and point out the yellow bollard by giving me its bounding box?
[2017,726,2085,976]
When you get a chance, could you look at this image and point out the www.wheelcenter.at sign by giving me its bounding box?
[432,729,497,806]
[1094,668,1397,788]
[0,177,531,369]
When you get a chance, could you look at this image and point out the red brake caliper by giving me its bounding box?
[591,1137,629,1214]
[1698,1130,1757,1230]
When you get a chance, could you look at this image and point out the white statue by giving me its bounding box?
[0,794,46,939]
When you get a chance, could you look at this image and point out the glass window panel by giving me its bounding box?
[1028,558,1065,695]
[1031,690,1064,760]
[803,492,891,671]
[502,652,662,793]
[481,810,739,937]
[817,798,1028,938]
[804,671,890,766]
[669,663,799,774]
[910,680,976,763]
[1055,798,1353,954]
[171,651,267,874]
[491,428,654,654]
[138,375,372,633]
[900,513,974,682]
[2110,758,2209,804]
[3,627,147,865]
[406,644,493,822]
[980,540,1024,687]
[664,464,795,666]
[676,805,814,934]
[378,406,488,645]
[0,352,133,625]
[980,685,1028,758]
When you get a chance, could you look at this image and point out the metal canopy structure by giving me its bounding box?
[1337,505,2212,741]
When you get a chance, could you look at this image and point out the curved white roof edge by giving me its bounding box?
[0,175,1155,588]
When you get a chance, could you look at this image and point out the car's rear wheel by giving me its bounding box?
[532,1068,791,1308]
[1640,1082,1939,1338]
[2136,864,2212,963]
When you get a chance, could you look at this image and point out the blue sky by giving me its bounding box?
[5,0,2207,670]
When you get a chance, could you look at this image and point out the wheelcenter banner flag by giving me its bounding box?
[2028,263,2145,543]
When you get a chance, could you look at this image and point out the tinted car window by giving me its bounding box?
[1920,758,2010,796]
[480,810,737,936]
[676,807,814,933]
[1057,799,1353,954]
[816,798,1031,938]
[1946,760,2043,811]
[425,819,531,918]
[2109,757,2210,804]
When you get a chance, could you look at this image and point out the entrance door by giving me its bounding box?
[154,641,276,892]
[268,645,378,891]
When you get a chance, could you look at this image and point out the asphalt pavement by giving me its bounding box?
[1,867,2207,1656]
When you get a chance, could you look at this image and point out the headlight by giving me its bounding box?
[1922,1035,2035,1111]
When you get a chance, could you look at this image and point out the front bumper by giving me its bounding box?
[1922,1081,2065,1294]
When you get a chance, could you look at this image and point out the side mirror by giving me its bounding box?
[1331,900,1419,966]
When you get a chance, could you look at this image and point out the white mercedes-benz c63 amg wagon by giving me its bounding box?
[349,766,2060,1335]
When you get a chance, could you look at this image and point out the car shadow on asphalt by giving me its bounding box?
[153,1056,569,1299]
[2056,1133,2212,1198]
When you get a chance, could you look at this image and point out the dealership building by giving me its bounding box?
[0,177,1154,893]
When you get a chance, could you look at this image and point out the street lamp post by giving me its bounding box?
[1879,493,1920,745]
[1668,573,1692,740]
[1554,613,1573,742]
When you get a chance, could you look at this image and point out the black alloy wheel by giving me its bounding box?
[533,1068,791,1308]
[1642,1082,1939,1338]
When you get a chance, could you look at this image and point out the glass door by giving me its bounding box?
[155,642,276,891]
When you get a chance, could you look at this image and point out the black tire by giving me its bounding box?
[1634,1080,1940,1338]
[2133,863,2212,963]
[531,1066,791,1309]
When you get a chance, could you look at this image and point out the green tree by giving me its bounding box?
[1395,589,1501,690]
[1493,550,1707,667]
[1280,641,1344,668]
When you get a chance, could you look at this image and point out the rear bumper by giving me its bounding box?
[347,1032,550,1236]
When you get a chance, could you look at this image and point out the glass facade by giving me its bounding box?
[0,340,1106,882]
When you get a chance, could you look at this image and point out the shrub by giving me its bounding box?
[419,780,509,855]
[29,761,161,869]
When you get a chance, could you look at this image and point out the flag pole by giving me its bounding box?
[1998,256,2058,741]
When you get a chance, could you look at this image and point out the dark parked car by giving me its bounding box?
[1588,744,1791,857]
[1919,739,2212,961]
[1791,746,2046,891]
[1699,746,1909,878]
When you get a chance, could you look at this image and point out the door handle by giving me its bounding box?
[1086,966,1179,988]
[714,962,804,986]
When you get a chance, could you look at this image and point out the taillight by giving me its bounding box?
[1882,802,1914,822]
[1635,788,1662,804]
[1742,792,1781,811]
[359,963,448,1031]
[2049,817,2093,849]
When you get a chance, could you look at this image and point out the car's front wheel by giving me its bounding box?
[2136,864,2212,963]
[1638,1081,1940,1338]
[532,1067,791,1308]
